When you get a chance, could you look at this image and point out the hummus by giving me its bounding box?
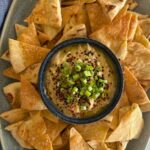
[45,44,117,118]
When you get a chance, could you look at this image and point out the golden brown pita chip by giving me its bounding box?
[90,6,131,60]
[97,0,128,21]
[21,63,41,84]
[37,30,51,45]
[106,104,144,142]
[26,0,62,28]
[70,127,93,150]
[140,102,150,113]
[15,23,40,46]
[87,141,110,150]
[57,24,87,44]
[41,25,62,41]
[74,120,109,141]
[86,2,110,32]
[139,18,150,40]
[9,39,49,73]
[117,141,129,150]
[3,67,20,80]
[3,82,21,108]
[61,0,96,6]
[134,25,150,48]
[61,4,81,26]
[20,78,46,110]
[63,4,90,34]
[53,135,63,146]
[127,12,138,41]
[45,119,68,141]
[126,0,138,10]
[124,66,149,105]
[106,142,117,149]
[140,80,150,91]
[18,114,53,150]
[0,109,28,123]
[1,50,10,61]
[5,121,33,149]
[124,42,150,80]
[41,110,59,123]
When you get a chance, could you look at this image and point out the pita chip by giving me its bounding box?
[3,67,20,80]
[134,25,150,48]
[97,0,128,21]
[20,78,46,110]
[5,121,33,149]
[0,109,28,123]
[86,2,110,32]
[18,114,53,150]
[87,141,110,150]
[106,104,144,142]
[127,12,138,41]
[70,127,93,150]
[139,18,150,40]
[1,50,10,61]
[41,110,59,123]
[45,119,68,141]
[20,63,41,84]
[53,135,63,146]
[140,80,150,91]
[90,6,131,60]
[74,120,109,141]
[9,39,49,73]
[26,0,62,28]
[124,42,150,80]
[63,4,90,34]
[37,31,51,45]
[3,82,21,108]
[124,66,149,105]
[57,24,87,44]
[16,23,40,46]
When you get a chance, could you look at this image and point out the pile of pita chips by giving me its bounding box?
[0,0,150,150]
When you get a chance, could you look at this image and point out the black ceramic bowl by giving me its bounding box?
[38,38,124,124]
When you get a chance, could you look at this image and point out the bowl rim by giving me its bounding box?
[38,38,124,124]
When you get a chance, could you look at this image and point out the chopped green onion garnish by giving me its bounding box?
[83,71,92,77]
[85,90,91,97]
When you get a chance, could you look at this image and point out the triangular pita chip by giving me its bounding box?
[9,39,49,73]
[70,127,93,150]
[5,121,33,149]
[124,66,149,105]
[20,78,46,110]
[57,24,87,44]
[45,119,68,141]
[16,23,40,46]
[140,80,150,91]
[3,67,20,80]
[124,42,150,80]
[86,2,110,32]
[61,4,81,26]
[140,102,150,113]
[139,18,150,39]
[1,50,10,61]
[134,25,150,48]
[26,0,62,28]
[41,110,59,123]
[41,24,62,41]
[63,4,90,34]
[90,6,131,60]
[127,12,138,41]
[74,120,109,141]
[97,0,128,21]
[87,141,110,150]
[61,0,96,6]
[0,108,28,123]
[53,135,63,146]
[20,63,41,84]
[18,114,53,150]
[106,104,144,142]
[3,82,21,108]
